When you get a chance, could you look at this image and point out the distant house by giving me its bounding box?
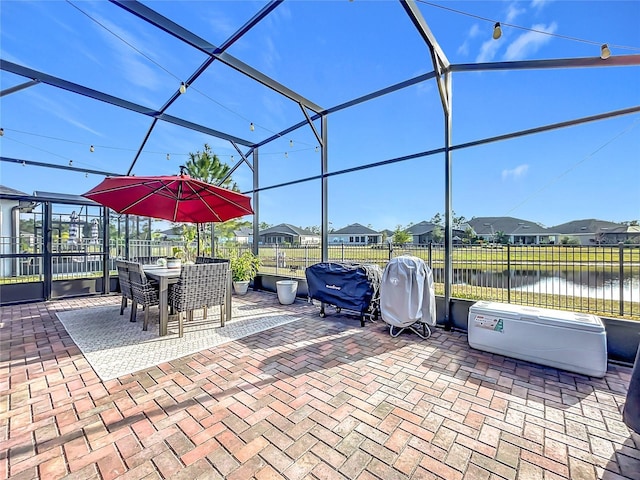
[259,224,320,245]
[380,229,394,244]
[404,221,467,245]
[157,227,183,241]
[467,216,555,245]
[329,223,382,245]
[552,219,639,245]
[233,227,253,244]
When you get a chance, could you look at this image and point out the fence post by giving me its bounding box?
[275,243,279,275]
[619,242,625,317]
[388,242,393,262]
[507,243,511,304]
[428,242,432,269]
[341,243,344,262]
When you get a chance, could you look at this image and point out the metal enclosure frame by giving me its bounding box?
[2,0,639,323]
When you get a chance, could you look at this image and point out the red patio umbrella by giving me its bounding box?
[82,169,253,223]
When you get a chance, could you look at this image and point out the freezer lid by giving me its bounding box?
[469,301,605,332]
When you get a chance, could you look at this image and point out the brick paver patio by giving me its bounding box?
[1,291,639,479]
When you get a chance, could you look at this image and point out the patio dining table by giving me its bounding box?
[144,266,233,336]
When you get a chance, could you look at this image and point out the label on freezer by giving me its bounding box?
[474,314,504,333]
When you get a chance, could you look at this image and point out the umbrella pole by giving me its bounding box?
[197,224,201,257]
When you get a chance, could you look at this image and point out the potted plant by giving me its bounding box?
[229,251,261,295]
[276,266,299,305]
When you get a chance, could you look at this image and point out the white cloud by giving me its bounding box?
[531,0,552,9]
[506,3,526,23]
[457,24,480,56]
[502,164,530,180]
[503,22,558,60]
[476,38,501,63]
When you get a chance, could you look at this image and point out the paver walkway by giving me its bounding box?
[1,292,639,479]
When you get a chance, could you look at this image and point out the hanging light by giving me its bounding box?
[315,146,319,152]
[0,128,4,137]
[166,153,170,161]
[69,160,73,166]
[22,161,26,167]
[179,82,187,94]
[250,122,255,131]
[289,139,293,147]
[284,152,288,158]
[90,145,95,152]
[85,172,88,178]
[601,44,611,59]
[230,155,234,162]
[492,22,502,40]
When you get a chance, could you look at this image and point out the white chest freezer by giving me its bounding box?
[468,301,607,378]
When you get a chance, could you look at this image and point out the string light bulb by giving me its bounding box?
[492,22,502,40]
[0,128,4,137]
[69,160,73,166]
[85,173,88,178]
[315,146,319,152]
[289,139,293,147]
[284,152,288,158]
[600,44,611,59]
[90,145,94,152]
[179,82,187,94]
[166,153,170,161]
[22,161,26,167]
[230,155,234,162]
[250,122,255,131]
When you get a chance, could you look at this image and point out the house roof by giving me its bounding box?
[405,221,438,235]
[467,216,549,235]
[551,218,625,234]
[259,223,317,237]
[0,185,28,196]
[331,223,380,235]
[234,227,253,236]
[159,227,182,236]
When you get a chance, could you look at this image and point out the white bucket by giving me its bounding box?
[276,280,298,305]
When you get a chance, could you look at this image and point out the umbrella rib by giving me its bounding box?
[120,180,179,214]
[199,183,254,215]
[185,182,223,222]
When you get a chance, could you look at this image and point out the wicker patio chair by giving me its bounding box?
[195,257,230,318]
[116,260,133,319]
[128,261,160,331]
[168,263,229,337]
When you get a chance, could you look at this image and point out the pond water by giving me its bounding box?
[447,269,640,302]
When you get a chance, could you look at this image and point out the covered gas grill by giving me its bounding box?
[305,262,382,326]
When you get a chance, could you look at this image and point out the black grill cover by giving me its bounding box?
[306,262,375,314]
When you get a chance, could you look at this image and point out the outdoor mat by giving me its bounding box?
[55,299,303,381]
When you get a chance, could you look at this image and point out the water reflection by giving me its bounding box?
[443,268,639,302]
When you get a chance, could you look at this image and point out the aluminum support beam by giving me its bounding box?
[111,0,323,113]
[243,104,639,196]
[126,0,281,174]
[400,0,450,113]
[321,116,329,263]
[254,71,437,151]
[452,54,640,73]
[252,149,259,256]
[443,72,453,330]
[0,60,254,147]
[0,79,40,97]
[300,104,323,146]
[0,157,120,177]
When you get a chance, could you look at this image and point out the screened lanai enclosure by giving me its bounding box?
[1,2,639,332]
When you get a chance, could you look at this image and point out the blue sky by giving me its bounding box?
[1,0,639,231]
